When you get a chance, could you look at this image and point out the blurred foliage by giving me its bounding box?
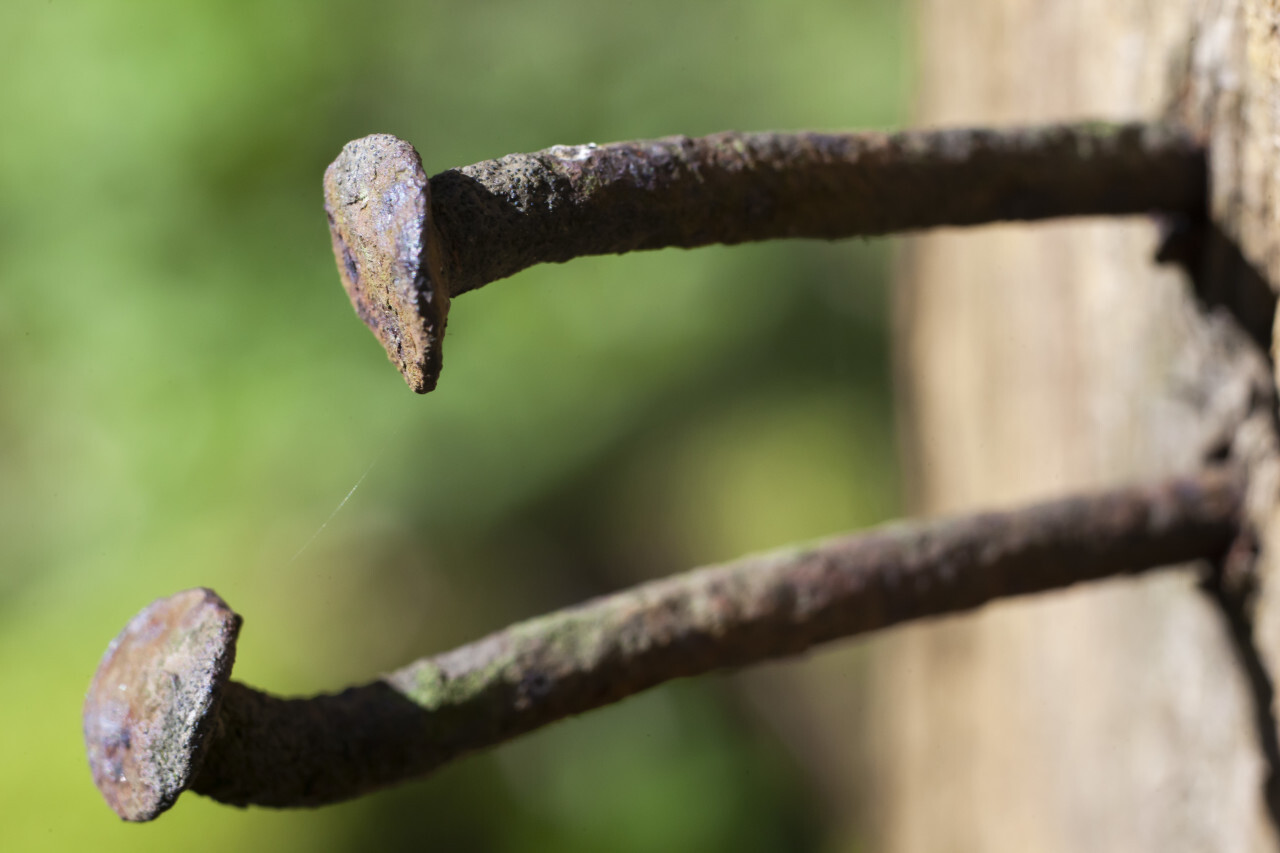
[0,0,906,850]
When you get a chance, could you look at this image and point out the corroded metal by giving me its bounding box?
[324,122,1205,393]
[324,135,449,393]
[84,468,1240,819]
[83,588,240,821]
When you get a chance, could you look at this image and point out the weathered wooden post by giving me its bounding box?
[870,3,1280,849]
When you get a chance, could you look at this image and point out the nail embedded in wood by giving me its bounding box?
[84,467,1240,820]
[323,122,1206,392]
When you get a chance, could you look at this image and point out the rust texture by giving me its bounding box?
[325,122,1205,393]
[83,588,241,821]
[324,135,449,393]
[175,468,1240,812]
[432,122,1204,293]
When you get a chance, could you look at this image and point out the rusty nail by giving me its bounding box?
[324,122,1205,393]
[84,467,1240,820]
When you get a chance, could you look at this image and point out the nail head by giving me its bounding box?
[324,134,449,393]
[83,588,241,821]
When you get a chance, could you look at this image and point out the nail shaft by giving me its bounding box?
[431,122,1205,296]
[190,466,1240,809]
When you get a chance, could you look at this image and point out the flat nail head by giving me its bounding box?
[324,134,449,393]
[83,588,241,821]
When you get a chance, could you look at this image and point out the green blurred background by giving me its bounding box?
[1,1,907,850]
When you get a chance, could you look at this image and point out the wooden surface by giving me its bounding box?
[867,1,1280,849]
